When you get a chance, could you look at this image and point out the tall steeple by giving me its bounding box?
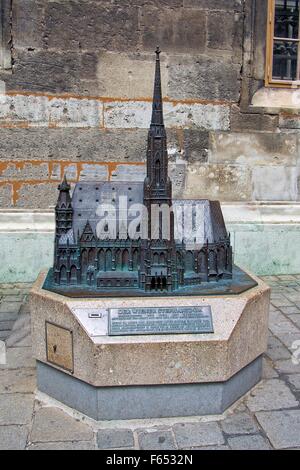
[151,46,164,128]
[144,47,172,207]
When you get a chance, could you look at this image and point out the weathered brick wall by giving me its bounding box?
[0,0,298,208]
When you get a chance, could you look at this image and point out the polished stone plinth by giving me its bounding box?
[30,271,270,420]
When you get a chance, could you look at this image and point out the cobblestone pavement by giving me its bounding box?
[0,276,300,450]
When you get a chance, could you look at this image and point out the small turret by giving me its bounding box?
[55,175,73,239]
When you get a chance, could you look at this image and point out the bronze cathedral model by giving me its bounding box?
[44,48,257,297]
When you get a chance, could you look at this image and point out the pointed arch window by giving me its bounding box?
[155,158,160,185]
[266,0,300,86]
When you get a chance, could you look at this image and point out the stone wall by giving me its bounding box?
[0,0,299,209]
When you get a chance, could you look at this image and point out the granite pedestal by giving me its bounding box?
[30,271,270,421]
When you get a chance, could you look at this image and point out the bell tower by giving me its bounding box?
[142,47,177,292]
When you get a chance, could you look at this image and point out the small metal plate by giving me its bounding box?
[46,322,73,372]
[108,306,213,336]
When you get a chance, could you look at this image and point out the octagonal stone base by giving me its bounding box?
[30,271,270,421]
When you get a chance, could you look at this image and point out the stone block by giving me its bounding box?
[28,441,96,450]
[0,128,148,162]
[287,374,300,389]
[97,52,168,99]
[30,407,93,443]
[139,7,206,53]
[207,11,239,50]
[0,368,36,394]
[183,163,251,201]
[220,413,259,435]
[209,132,297,166]
[0,425,29,450]
[0,184,13,207]
[183,130,209,163]
[252,166,299,201]
[256,410,300,449]
[230,106,279,132]
[104,102,152,129]
[97,429,134,450]
[0,393,34,425]
[168,55,241,102]
[15,183,58,209]
[6,50,98,95]
[79,164,108,182]
[246,379,298,412]
[227,435,271,450]
[183,0,242,10]
[0,347,35,370]
[173,422,224,449]
[137,429,176,450]
[0,95,49,126]
[44,1,139,52]
[49,98,102,128]
[13,0,45,49]
[0,163,49,181]
[111,164,146,182]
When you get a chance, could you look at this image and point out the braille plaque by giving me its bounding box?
[108,306,213,336]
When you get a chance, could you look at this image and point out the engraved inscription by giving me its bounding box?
[46,322,73,372]
[108,306,213,336]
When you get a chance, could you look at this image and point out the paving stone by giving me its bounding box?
[246,379,298,412]
[227,434,271,450]
[0,347,35,370]
[0,302,22,314]
[289,314,300,328]
[28,441,95,450]
[266,336,291,361]
[3,295,25,303]
[0,425,29,450]
[173,422,224,449]
[31,407,94,443]
[269,310,299,336]
[287,374,300,389]
[280,306,300,315]
[275,332,300,351]
[0,311,19,322]
[271,297,293,308]
[0,320,15,331]
[0,394,34,425]
[262,357,279,379]
[6,314,31,348]
[137,429,176,450]
[192,445,230,450]
[220,413,259,435]
[0,331,10,341]
[0,368,36,394]
[256,410,300,449]
[97,428,134,449]
[275,359,300,374]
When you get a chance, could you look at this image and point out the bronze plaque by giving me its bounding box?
[46,322,73,372]
[108,306,213,336]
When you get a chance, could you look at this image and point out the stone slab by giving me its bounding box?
[36,357,262,421]
[256,410,300,449]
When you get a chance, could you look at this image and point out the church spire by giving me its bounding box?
[151,46,164,128]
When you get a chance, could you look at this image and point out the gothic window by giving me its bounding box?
[155,159,160,185]
[0,0,11,70]
[70,266,77,285]
[122,249,129,271]
[60,265,67,284]
[185,251,194,273]
[105,249,112,271]
[266,0,300,85]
